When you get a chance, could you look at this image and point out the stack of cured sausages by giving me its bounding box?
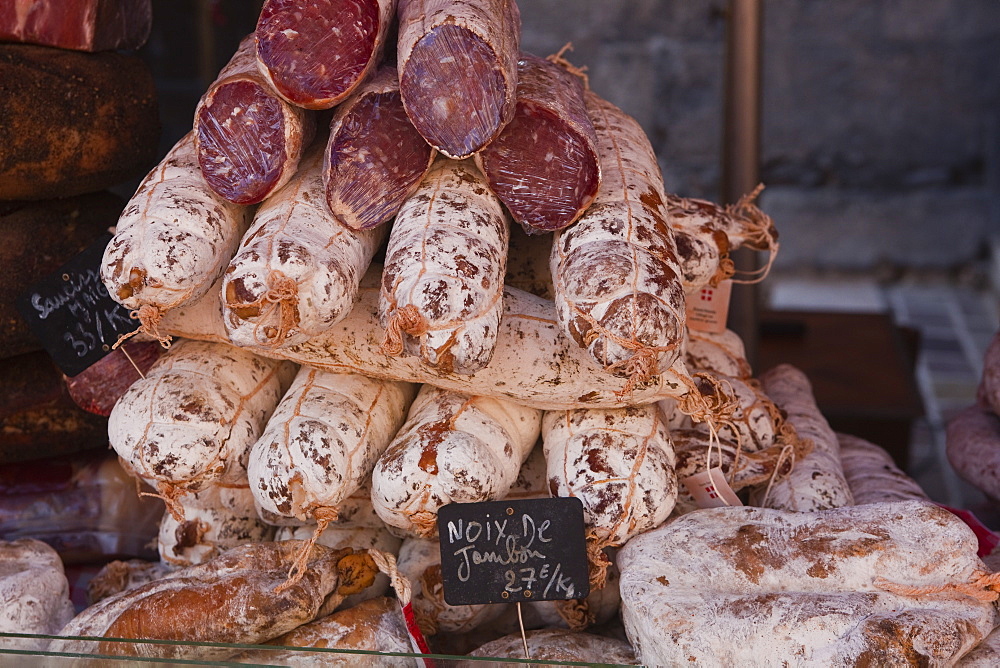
[20,0,992,664]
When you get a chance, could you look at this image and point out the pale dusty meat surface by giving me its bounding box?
[618,501,995,667]
[380,158,509,375]
[0,539,76,651]
[372,385,541,537]
[159,267,701,410]
[102,132,251,319]
[248,366,416,523]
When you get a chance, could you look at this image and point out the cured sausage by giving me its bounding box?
[380,158,509,375]
[223,147,386,349]
[0,44,158,200]
[665,188,779,294]
[159,267,704,411]
[371,385,541,537]
[255,0,395,110]
[750,364,854,511]
[324,66,437,231]
[475,52,600,234]
[550,90,686,390]
[194,34,316,205]
[248,367,416,524]
[157,483,274,568]
[0,0,151,51]
[542,404,676,585]
[618,502,995,666]
[838,433,929,505]
[101,133,252,342]
[396,0,520,158]
[108,339,296,510]
[64,339,163,416]
[946,404,1000,501]
[51,542,379,661]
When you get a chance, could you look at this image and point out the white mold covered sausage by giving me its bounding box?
[248,366,417,524]
[223,147,386,349]
[109,339,296,508]
[750,364,854,511]
[542,404,677,573]
[159,268,703,411]
[380,158,509,375]
[157,482,275,568]
[102,133,252,342]
[550,90,686,389]
[371,385,542,537]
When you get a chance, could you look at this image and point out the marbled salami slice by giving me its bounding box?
[255,0,395,110]
[475,52,600,234]
[550,90,686,389]
[397,0,520,158]
[380,158,509,375]
[223,147,386,349]
[195,34,316,205]
[324,66,436,230]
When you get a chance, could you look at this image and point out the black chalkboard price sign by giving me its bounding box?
[436,497,590,606]
[15,232,138,377]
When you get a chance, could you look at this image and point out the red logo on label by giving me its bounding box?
[702,484,719,499]
[700,289,713,301]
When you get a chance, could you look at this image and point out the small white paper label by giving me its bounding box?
[686,279,732,334]
[681,467,743,508]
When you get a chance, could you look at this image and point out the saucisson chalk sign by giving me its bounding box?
[16,232,138,377]
[437,497,590,606]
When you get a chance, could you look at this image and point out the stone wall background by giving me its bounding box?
[145,0,1000,277]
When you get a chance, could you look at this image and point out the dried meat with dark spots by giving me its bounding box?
[158,483,274,567]
[664,188,778,294]
[195,35,316,205]
[543,404,676,584]
[255,0,395,110]
[223,147,386,349]
[108,339,297,509]
[380,158,509,375]
[159,264,702,410]
[324,66,436,231]
[476,52,600,234]
[248,366,415,524]
[101,133,252,342]
[618,502,994,666]
[371,386,540,538]
[396,0,520,158]
[550,91,686,388]
[748,364,854,511]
